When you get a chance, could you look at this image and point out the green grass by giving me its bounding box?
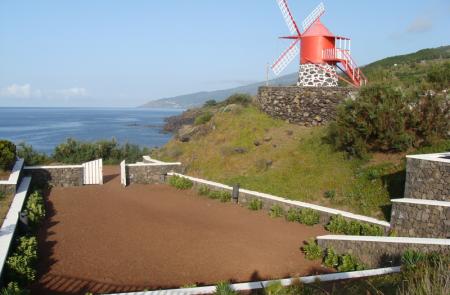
[154,106,448,220]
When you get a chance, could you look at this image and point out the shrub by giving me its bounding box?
[208,190,232,202]
[194,112,213,125]
[197,185,211,196]
[25,191,45,228]
[0,282,30,295]
[269,204,284,218]
[224,93,253,106]
[302,239,322,260]
[214,281,237,295]
[0,140,16,171]
[324,247,339,268]
[168,176,193,190]
[16,143,50,166]
[401,250,425,269]
[326,215,384,236]
[298,209,320,226]
[285,208,301,222]
[6,236,37,285]
[324,190,336,200]
[337,254,365,272]
[203,100,217,107]
[327,84,449,158]
[247,198,263,211]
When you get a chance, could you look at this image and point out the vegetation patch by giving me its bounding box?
[302,239,323,261]
[6,236,38,285]
[326,215,384,236]
[168,175,194,190]
[194,112,213,125]
[0,140,16,171]
[213,281,237,295]
[247,198,263,211]
[25,191,45,229]
[269,204,285,218]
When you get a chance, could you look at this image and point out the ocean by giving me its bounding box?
[0,107,183,154]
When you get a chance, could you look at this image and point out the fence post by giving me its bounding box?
[232,184,240,203]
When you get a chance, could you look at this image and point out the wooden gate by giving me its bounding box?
[82,159,103,185]
[120,160,127,187]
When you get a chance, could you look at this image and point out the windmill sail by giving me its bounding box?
[301,2,325,33]
[271,40,300,75]
[276,0,301,35]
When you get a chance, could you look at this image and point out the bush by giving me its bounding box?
[285,208,301,222]
[269,204,285,218]
[247,198,263,211]
[197,185,211,196]
[302,239,322,260]
[0,282,30,295]
[194,112,213,125]
[203,100,217,107]
[401,250,425,269]
[168,176,193,190]
[298,209,320,226]
[208,190,232,202]
[324,247,339,268]
[0,140,16,171]
[6,236,37,285]
[25,191,45,228]
[53,138,149,164]
[326,215,384,236]
[214,281,237,295]
[337,254,365,272]
[327,84,449,158]
[16,143,50,166]
[224,93,253,106]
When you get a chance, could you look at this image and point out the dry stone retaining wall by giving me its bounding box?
[404,156,450,201]
[317,236,450,268]
[127,164,184,185]
[256,86,353,126]
[390,200,449,238]
[24,166,84,187]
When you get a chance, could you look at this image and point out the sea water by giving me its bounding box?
[0,107,183,154]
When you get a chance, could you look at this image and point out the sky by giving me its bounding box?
[0,0,449,107]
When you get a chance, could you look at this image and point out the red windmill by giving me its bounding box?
[271,1,367,87]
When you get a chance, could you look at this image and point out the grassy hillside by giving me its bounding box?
[155,106,409,220]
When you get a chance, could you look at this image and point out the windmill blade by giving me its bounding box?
[301,2,325,33]
[276,0,301,35]
[271,40,300,76]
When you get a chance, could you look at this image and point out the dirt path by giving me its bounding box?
[32,166,327,294]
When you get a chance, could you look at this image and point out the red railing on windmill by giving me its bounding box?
[271,1,367,87]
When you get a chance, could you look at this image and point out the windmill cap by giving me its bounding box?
[302,19,334,37]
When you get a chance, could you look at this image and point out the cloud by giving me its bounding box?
[56,87,88,98]
[0,83,33,98]
[406,16,433,34]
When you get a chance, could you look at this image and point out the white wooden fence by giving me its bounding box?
[82,159,103,185]
[120,160,127,187]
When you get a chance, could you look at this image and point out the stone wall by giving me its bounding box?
[166,172,391,232]
[297,63,338,87]
[127,164,184,185]
[256,86,353,126]
[317,237,450,268]
[24,166,84,187]
[390,201,449,238]
[404,157,450,201]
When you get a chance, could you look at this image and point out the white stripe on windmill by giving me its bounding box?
[271,0,367,87]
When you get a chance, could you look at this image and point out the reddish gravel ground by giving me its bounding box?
[31,166,327,294]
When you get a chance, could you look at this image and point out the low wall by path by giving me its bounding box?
[256,86,354,126]
[390,198,450,238]
[0,159,24,196]
[127,163,183,185]
[317,235,450,268]
[24,165,84,187]
[167,172,390,230]
[404,154,450,201]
